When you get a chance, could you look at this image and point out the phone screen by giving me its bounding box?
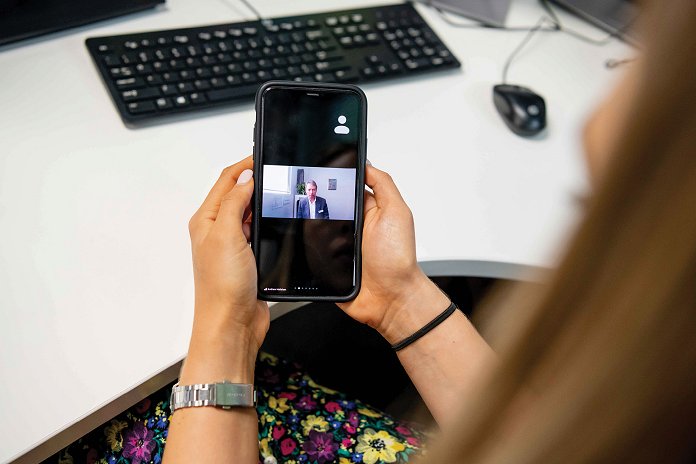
[254,85,365,300]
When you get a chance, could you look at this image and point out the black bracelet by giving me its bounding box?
[391,301,458,351]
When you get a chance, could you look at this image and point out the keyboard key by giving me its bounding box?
[241,72,257,83]
[315,50,342,61]
[226,75,242,85]
[121,52,138,64]
[136,63,153,74]
[103,54,121,66]
[306,30,324,40]
[194,79,211,90]
[209,77,226,88]
[146,74,163,85]
[162,72,180,83]
[127,101,155,113]
[313,72,333,82]
[272,68,288,78]
[115,77,145,89]
[316,61,348,72]
[206,85,259,102]
[110,66,134,77]
[334,69,359,82]
[404,58,430,70]
[202,55,218,65]
[196,67,212,78]
[174,95,189,106]
[177,82,195,93]
[190,92,206,104]
[161,84,178,96]
[155,97,173,109]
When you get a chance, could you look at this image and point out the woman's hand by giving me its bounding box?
[338,164,450,345]
[184,156,269,383]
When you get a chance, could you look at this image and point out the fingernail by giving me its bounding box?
[366,159,372,166]
[237,169,253,185]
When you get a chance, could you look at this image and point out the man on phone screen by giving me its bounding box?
[297,180,330,219]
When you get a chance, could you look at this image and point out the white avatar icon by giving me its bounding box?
[334,115,350,134]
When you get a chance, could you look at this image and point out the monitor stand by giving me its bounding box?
[417,0,513,27]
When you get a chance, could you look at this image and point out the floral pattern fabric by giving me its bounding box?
[45,352,426,464]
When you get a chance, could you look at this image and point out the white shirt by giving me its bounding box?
[309,198,316,219]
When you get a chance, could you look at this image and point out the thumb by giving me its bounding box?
[217,169,254,237]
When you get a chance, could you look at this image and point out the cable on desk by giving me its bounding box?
[239,0,263,21]
[501,16,555,84]
[217,0,263,21]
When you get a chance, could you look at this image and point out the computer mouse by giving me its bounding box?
[492,84,547,137]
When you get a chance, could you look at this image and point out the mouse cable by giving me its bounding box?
[501,16,555,84]
[216,0,263,21]
[239,0,263,21]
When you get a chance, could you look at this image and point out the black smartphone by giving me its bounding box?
[251,81,367,302]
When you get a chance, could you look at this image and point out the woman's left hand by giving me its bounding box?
[187,156,269,364]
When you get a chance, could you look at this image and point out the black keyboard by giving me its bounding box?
[86,3,461,124]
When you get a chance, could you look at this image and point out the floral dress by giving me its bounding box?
[45,352,426,464]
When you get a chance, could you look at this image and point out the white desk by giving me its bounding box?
[0,0,632,461]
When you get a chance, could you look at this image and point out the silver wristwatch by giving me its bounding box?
[170,381,256,412]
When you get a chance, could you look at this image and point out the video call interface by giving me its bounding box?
[258,88,361,296]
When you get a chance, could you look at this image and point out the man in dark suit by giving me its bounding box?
[296,180,330,219]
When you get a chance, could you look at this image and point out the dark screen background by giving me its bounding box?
[257,88,362,297]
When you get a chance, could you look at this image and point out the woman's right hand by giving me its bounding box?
[338,164,450,345]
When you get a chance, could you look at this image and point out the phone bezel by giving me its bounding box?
[251,80,367,302]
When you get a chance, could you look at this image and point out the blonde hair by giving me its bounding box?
[425,1,696,462]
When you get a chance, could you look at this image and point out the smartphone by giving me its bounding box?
[251,81,367,302]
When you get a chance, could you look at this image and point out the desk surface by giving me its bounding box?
[0,0,632,461]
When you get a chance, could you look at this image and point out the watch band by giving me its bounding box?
[170,381,256,412]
